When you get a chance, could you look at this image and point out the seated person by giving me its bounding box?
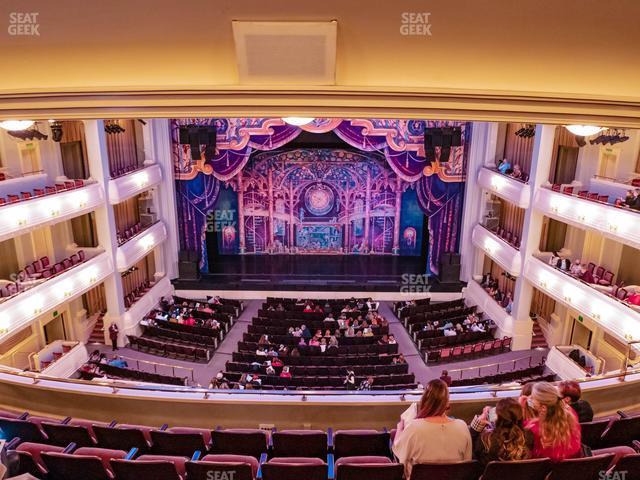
[108,356,128,368]
[511,164,523,179]
[569,259,583,276]
[497,158,512,175]
[558,380,594,423]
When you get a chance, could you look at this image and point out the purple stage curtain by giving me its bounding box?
[416,174,465,274]
[175,172,221,272]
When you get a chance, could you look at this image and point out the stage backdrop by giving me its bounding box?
[172,118,470,274]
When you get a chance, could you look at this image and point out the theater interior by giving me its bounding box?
[0,1,639,479]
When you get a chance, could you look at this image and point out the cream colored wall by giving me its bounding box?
[575,130,640,184]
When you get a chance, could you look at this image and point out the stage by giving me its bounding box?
[173,255,466,292]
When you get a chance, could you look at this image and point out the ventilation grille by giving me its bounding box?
[233,21,337,85]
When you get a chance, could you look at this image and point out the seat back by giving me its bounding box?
[0,418,47,443]
[261,459,328,480]
[210,429,268,459]
[272,430,327,458]
[548,453,615,480]
[42,452,112,480]
[600,415,640,447]
[15,442,65,477]
[481,458,552,480]
[612,453,640,480]
[110,458,182,480]
[410,460,481,480]
[579,419,609,448]
[150,430,208,456]
[334,431,391,459]
[94,425,150,453]
[337,463,403,480]
[186,460,254,480]
[42,422,95,447]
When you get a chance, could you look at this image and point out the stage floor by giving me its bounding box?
[173,255,465,292]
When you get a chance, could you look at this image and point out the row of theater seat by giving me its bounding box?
[0,179,86,206]
[2,408,639,480]
[110,164,143,179]
[117,222,145,245]
[491,226,521,249]
[426,337,512,363]
[83,361,188,386]
[249,318,389,335]
[417,329,496,351]
[0,250,86,300]
[396,298,465,319]
[232,351,402,367]
[450,364,549,387]
[404,305,477,330]
[123,279,153,309]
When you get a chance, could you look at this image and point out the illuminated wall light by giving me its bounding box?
[48,199,61,217]
[490,175,506,191]
[539,272,554,290]
[57,279,74,300]
[0,314,10,333]
[140,235,155,251]
[72,191,89,209]
[483,238,498,255]
[134,171,150,189]
[27,294,45,315]
[85,266,99,285]
[14,207,28,226]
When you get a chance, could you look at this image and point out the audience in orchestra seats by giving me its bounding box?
[358,375,374,390]
[393,379,472,478]
[470,397,534,469]
[558,380,594,423]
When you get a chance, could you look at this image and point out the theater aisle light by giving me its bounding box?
[0,120,35,131]
[565,125,604,136]
[282,117,315,126]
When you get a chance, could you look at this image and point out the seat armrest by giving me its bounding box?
[108,420,117,428]
[61,417,71,424]
[192,451,201,461]
[160,423,169,430]
[63,443,77,453]
[632,440,640,453]
[126,448,138,460]
[617,410,628,418]
[327,427,333,450]
[257,453,268,479]
[5,437,21,450]
[327,453,335,480]
[18,412,29,420]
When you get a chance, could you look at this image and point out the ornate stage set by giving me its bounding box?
[173,118,470,287]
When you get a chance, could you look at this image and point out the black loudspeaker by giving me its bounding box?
[178,250,200,280]
[438,263,461,284]
[449,253,461,265]
[441,252,452,265]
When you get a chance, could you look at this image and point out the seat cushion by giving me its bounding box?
[137,454,188,476]
[335,456,392,468]
[202,454,260,477]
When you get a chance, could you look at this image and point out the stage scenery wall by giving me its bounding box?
[172,118,470,274]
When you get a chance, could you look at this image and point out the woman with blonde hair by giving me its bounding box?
[526,382,582,462]
[393,379,472,478]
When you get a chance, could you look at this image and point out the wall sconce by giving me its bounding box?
[49,200,61,217]
[28,294,44,316]
[14,207,28,227]
[490,175,506,191]
[85,267,99,284]
[0,314,9,333]
[141,235,155,251]
[608,223,619,233]
[58,280,74,300]
[72,191,89,209]
[134,171,149,189]
[592,312,601,321]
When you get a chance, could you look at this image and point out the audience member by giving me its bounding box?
[439,370,452,386]
[558,380,594,423]
[393,379,472,478]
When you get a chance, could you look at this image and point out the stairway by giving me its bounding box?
[531,319,548,349]
[88,314,105,344]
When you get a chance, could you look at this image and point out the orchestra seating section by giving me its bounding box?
[0,250,87,301]
[551,182,640,211]
[125,296,242,363]
[223,298,416,390]
[0,178,88,206]
[393,298,511,364]
[1,408,639,480]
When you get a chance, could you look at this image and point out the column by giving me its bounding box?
[344,188,350,252]
[83,119,127,346]
[237,173,246,254]
[288,183,295,249]
[363,172,371,251]
[510,124,557,350]
[392,177,402,254]
[459,122,497,283]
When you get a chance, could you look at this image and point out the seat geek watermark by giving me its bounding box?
[8,12,40,36]
[206,209,237,232]
[206,471,236,480]
[400,273,431,294]
[400,12,432,36]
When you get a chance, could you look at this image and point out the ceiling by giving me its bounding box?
[1,0,639,125]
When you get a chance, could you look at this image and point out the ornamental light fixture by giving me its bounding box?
[0,120,35,131]
[565,125,604,136]
[282,117,315,126]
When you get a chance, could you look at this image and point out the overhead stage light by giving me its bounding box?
[565,125,604,136]
[0,120,35,131]
[282,117,315,126]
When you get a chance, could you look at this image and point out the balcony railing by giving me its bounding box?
[115,221,167,271]
[477,167,530,208]
[523,257,640,344]
[534,187,640,250]
[471,224,522,277]
[465,279,513,339]
[0,182,104,243]
[108,164,162,204]
[0,252,113,341]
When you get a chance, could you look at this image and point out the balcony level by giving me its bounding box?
[0,182,104,243]
[115,221,167,272]
[534,187,640,250]
[477,167,530,209]
[524,257,640,344]
[0,252,113,341]
[471,224,521,277]
[108,164,162,204]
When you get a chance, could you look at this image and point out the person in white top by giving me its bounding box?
[393,379,472,479]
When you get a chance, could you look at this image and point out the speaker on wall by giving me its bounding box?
[438,263,461,284]
[424,126,462,162]
[178,249,200,280]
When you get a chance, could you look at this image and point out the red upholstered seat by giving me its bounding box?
[15,442,65,477]
[202,454,260,477]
